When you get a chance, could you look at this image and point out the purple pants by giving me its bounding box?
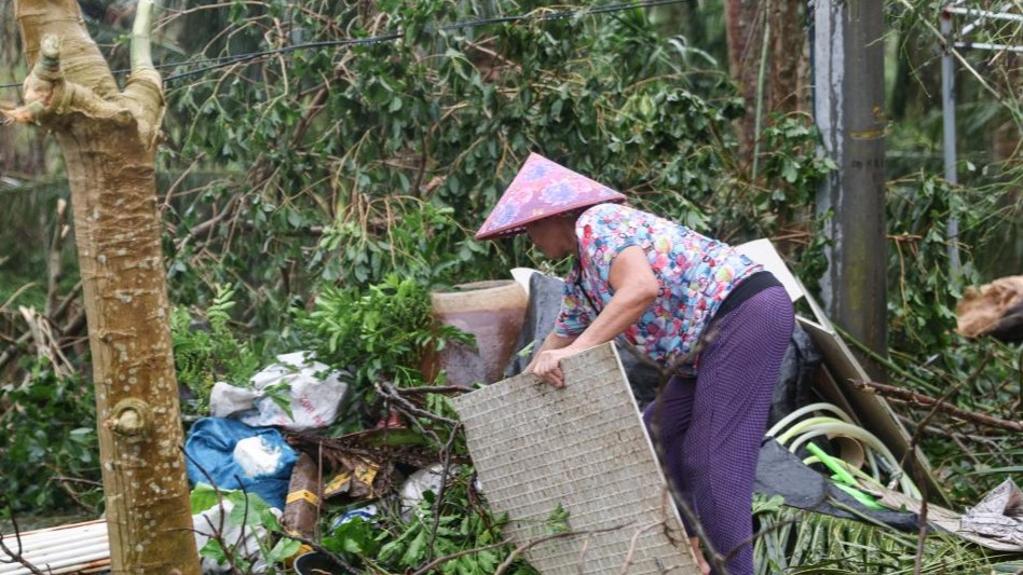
[643,286,793,575]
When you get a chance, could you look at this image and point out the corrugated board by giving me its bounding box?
[451,342,698,574]
[0,519,109,575]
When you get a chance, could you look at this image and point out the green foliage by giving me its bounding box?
[323,516,381,558]
[0,361,102,516]
[752,495,1016,574]
[313,201,490,286]
[190,483,303,571]
[171,283,262,414]
[322,467,537,574]
[301,275,472,392]
[545,502,571,535]
[875,173,1023,505]
[156,0,790,318]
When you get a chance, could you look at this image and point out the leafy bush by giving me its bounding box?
[301,275,472,394]
[171,283,262,415]
[0,361,102,515]
[322,466,538,575]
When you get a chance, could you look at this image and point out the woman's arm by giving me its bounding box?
[530,245,659,387]
[525,331,577,372]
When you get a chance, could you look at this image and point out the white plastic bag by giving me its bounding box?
[210,351,349,431]
[399,464,445,521]
[192,500,281,574]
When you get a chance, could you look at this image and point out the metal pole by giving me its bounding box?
[813,0,888,376]
[955,40,1023,53]
[942,8,962,278]
[945,6,1023,23]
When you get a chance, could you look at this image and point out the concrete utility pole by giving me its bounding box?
[812,0,888,373]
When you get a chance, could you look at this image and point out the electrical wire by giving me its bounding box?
[0,0,691,91]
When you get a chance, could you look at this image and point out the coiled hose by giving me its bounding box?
[766,402,919,498]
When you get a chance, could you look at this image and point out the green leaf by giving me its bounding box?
[782,159,799,183]
[228,492,271,527]
[263,382,295,420]
[200,539,228,565]
[260,508,282,532]
[545,503,570,534]
[190,483,222,514]
[401,529,429,566]
[267,537,302,563]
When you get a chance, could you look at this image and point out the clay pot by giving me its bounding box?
[429,280,528,386]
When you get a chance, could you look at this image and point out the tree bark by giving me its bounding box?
[724,0,807,167]
[768,0,804,115]
[6,0,199,572]
[724,0,761,163]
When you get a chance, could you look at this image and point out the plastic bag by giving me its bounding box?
[192,498,282,573]
[210,351,350,431]
[399,464,444,521]
[185,417,298,510]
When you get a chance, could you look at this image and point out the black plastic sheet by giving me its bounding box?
[754,439,919,530]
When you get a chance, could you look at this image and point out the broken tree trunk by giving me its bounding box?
[724,0,807,167]
[4,0,199,572]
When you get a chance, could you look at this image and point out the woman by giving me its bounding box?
[475,153,794,575]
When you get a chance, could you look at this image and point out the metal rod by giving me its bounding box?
[961,18,983,36]
[945,5,1023,22]
[954,40,1023,53]
[941,9,962,278]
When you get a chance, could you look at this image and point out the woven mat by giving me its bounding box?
[451,342,698,574]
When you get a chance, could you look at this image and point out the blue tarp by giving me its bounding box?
[184,417,298,509]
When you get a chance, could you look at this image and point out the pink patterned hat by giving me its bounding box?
[475,153,626,240]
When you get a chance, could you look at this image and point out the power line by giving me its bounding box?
[0,0,688,91]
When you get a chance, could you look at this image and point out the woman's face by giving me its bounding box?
[526,217,574,259]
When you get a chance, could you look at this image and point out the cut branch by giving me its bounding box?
[854,380,1023,432]
[46,198,69,318]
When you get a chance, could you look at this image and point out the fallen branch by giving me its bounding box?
[618,522,666,574]
[375,380,460,426]
[0,307,85,372]
[0,503,48,575]
[179,447,243,575]
[408,542,510,575]
[0,282,37,317]
[427,423,462,560]
[854,380,1023,432]
[393,385,475,395]
[492,521,647,575]
[0,332,31,371]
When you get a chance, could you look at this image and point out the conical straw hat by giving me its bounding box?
[475,153,626,240]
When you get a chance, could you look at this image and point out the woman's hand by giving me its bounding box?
[529,346,578,388]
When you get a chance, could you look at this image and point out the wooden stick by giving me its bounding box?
[45,198,68,318]
[854,380,1023,432]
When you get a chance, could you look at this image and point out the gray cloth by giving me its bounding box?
[961,479,1023,546]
